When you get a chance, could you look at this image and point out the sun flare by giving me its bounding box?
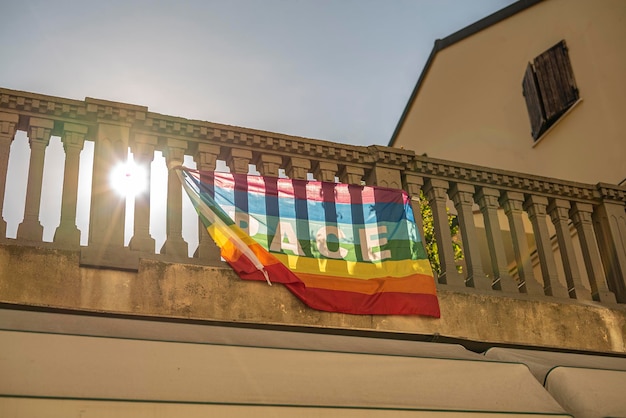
[109,159,148,197]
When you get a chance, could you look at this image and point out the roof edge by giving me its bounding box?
[388,0,544,147]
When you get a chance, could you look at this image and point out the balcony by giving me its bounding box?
[0,86,625,355]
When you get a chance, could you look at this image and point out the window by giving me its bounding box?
[522,40,579,140]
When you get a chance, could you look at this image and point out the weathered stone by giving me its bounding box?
[1,244,624,353]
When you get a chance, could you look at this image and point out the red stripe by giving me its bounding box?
[187,169,408,205]
[285,285,441,317]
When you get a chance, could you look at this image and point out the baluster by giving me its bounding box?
[226,148,257,246]
[226,148,252,174]
[499,191,543,295]
[313,161,338,183]
[160,139,188,258]
[78,122,138,269]
[285,157,311,261]
[403,173,426,245]
[255,154,283,177]
[17,117,53,242]
[88,122,129,249]
[592,193,626,303]
[0,112,18,239]
[255,153,283,259]
[227,148,252,174]
[524,195,569,298]
[54,123,88,248]
[548,199,592,300]
[194,144,219,172]
[338,165,364,185]
[128,133,157,253]
[286,157,310,180]
[423,179,464,287]
[449,183,490,289]
[193,143,221,263]
[366,166,401,189]
[570,202,616,303]
[475,187,517,292]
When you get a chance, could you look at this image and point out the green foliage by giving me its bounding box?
[419,191,464,275]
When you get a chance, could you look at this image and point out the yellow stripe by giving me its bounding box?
[272,253,433,280]
[208,224,434,280]
[207,224,258,248]
[206,224,229,248]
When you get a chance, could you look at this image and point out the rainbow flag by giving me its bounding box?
[177,167,439,317]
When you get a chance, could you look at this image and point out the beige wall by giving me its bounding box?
[394,0,626,185]
[1,244,624,353]
[0,330,569,416]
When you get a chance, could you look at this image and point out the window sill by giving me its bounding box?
[532,98,583,148]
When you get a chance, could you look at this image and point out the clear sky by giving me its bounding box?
[1,0,516,146]
[1,0,518,249]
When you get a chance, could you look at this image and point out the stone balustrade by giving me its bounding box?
[1,87,625,306]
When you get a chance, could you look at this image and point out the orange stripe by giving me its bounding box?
[248,243,283,266]
[214,226,436,296]
[295,272,437,295]
[220,239,282,267]
[220,238,436,295]
[219,240,240,263]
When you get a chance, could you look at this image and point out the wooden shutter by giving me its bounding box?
[533,41,579,121]
[522,63,545,139]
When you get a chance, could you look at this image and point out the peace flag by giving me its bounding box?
[177,167,439,317]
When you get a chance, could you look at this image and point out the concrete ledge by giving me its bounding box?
[1,244,624,353]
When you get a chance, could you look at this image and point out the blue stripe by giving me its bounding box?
[216,206,421,244]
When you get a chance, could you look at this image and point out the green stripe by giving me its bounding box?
[251,234,427,262]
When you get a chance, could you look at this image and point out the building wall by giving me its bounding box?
[393,0,626,185]
[1,244,624,353]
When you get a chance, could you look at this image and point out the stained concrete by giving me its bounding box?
[1,243,624,353]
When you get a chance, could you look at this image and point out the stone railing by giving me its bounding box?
[1,87,625,305]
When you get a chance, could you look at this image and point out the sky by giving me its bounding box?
[0,0,516,251]
[1,0,516,146]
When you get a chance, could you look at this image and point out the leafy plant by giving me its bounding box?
[419,191,464,275]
